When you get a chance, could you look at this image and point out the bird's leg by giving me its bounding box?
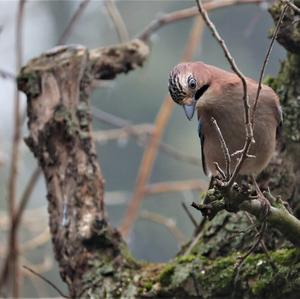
[251,175,271,218]
[208,176,214,189]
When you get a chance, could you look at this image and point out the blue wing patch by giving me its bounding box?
[198,120,208,175]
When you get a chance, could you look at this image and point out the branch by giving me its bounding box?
[251,3,288,125]
[144,179,207,195]
[211,117,231,179]
[104,0,129,42]
[92,124,154,142]
[5,1,26,296]
[23,266,68,298]
[139,210,186,245]
[192,184,300,247]
[57,0,90,45]
[0,69,16,81]
[138,0,263,41]
[92,107,202,166]
[280,0,300,13]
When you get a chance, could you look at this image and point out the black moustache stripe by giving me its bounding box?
[194,84,210,101]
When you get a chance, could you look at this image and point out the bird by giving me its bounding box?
[168,61,282,178]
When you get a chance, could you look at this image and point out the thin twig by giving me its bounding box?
[233,221,267,292]
[92,107,203,166]
[14,167,41,230]
[5,1,26,297]
[144,179,207,195]
[0,167,41,294]
[93,124,153,142]
[213,162,226,180]
[184,228,203,256]
[23,266,69,298]
[251,4,288,125]
[119,17,205,238]
[244,212,277,269]
[139,210,186,245]
[182,202,198,227]
[104,0,129,42]
[0,69,16,81]
[138,0,263,41]
[57,0,90,45]
[280,0,300,13]
[211,117,231,179]
[195,0,253,188]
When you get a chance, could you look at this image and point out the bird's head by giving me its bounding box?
[168,62,211,120]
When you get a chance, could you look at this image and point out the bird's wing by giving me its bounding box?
[198,120,208,175]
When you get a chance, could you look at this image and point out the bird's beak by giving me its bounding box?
[183,99,196,121]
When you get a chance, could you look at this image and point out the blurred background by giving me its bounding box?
[0,0,285,297]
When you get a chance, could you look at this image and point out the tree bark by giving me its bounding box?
[18,4,300,298]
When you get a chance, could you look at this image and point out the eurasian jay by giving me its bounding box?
[168,61,282,177]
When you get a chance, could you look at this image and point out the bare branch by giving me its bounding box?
[104,0,129,42]
[138,0,263,41]
[280,0,300,14]
[0,69,16,81]
[23,266,69,298]
[211,117,231,179]
[144,179,207,195]
[4,1,26,296]
[139,210,186,245]
[251,4,288,125]
[93,124,154,142]
[0,167,41,294]
[92,107,203,166]
[181,202,198,227]
[57,0,90,45]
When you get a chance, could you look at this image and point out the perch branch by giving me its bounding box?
[192,186,300,247]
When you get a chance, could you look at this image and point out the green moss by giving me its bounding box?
[199,255,236,295]
[159,263,175,286]
[120,243,141,268]
[177,254,196,264]
[17,70,41,98]
[143,281,153,291]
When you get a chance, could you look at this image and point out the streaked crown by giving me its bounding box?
[168,68,187,104]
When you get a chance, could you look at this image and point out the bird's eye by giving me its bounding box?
[188,78,197,89]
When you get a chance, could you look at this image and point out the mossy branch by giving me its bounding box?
[192,183,300,247]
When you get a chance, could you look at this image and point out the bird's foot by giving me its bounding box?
[251,175,271,219]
